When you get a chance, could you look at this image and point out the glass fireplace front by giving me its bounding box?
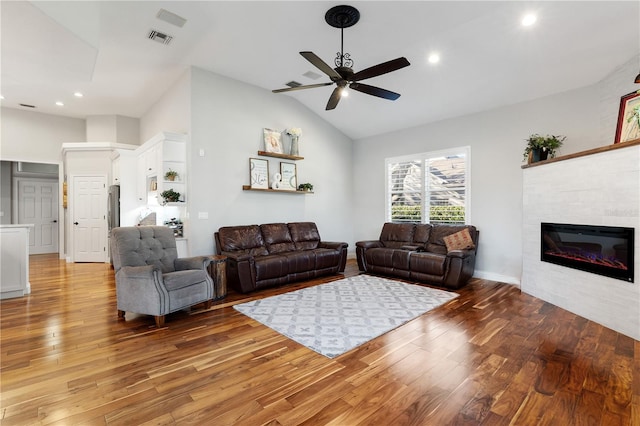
[541,223,634,283]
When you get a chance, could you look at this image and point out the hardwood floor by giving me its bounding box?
[1,254,638,425]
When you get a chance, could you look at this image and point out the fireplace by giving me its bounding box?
[541,223,634,283]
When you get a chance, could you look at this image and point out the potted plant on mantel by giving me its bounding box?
[523,134,566,164]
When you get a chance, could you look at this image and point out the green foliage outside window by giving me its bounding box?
[391,205,464,224]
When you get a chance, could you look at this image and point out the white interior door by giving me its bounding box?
[72,175,107,263]
[17,178,59,254]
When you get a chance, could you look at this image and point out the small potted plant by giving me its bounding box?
[160,189,180,203]
[523,134,566,163]
[298,183,313,192]
[164,169,179,181]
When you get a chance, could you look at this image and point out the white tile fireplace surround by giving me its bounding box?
[522,140,640,341]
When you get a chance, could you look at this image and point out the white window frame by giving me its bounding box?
[385,146,471,224]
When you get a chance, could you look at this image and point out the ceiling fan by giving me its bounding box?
[272,5,410,111]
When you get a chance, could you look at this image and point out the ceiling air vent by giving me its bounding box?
[148,29,173,45]
[285,81,302,88]
[156,9,187,28]
[19,103,36,108]
[303,71,322,80]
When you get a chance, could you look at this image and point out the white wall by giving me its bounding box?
[140,67,354,256]
[187,68,354,256]
[139,69,191,143]
[86,115,140,145]
[522,145,639,340]
[352,83,611,285]
[0,107,85,163]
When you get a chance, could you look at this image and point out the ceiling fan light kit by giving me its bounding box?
[272,5,410,111]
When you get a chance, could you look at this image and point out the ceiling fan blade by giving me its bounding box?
[325,87,342,110]
[351,57,410,82]
[272,82,333,93]
[300,51,342,80]
[349,83,401,100]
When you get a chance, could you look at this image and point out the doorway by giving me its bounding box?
[16,178,59,254]
[70,175,107,263]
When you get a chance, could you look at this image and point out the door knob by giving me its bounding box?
[52,220,57,223]
[74,222,79,225]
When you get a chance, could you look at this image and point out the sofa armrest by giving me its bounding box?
[446,249,475,259]
[220,251,252,262]
[175,256,212,271]
[355,240,383,249]
[319,241,348,250]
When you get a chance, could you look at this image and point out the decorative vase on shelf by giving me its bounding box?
[289,136,299,156]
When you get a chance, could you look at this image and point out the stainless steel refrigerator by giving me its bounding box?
[107,185,120,231]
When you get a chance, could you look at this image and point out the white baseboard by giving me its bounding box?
[473,270,521,287]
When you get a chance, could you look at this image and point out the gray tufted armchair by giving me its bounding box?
[111,226,214,327]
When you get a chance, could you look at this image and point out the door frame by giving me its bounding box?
[13,177,59,254]
[4,159,65,259]
[68,173,108,263]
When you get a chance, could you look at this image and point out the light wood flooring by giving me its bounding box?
[1,254,638,425]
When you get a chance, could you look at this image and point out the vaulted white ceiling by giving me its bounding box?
[2,1,639,140]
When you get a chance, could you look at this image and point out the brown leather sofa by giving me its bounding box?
[356,223,479,289]
[214,222,348,293]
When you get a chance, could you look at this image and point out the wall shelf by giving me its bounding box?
[242,185,312,194]
[257,151,304,161]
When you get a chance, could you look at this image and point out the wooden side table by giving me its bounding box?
[208,255,227,300]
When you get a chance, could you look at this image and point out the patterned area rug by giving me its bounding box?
[233,275,458,358]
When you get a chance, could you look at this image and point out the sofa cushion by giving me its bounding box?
[163,270,209,291]
[261,223,295,253]
[254,254,290,280]
[413,224,432,247]
[427,225,475,255]
[217,225,269,257]
[410,252,448,276]
[379,223,415,248]
[288,222,320,250]
[443,228,476,252]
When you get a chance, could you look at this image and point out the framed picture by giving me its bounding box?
[249,158,269,189]
[263,128,284,154]
[280,162,297,191]
[614,90,640,143]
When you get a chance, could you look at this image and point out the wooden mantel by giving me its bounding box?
[521,138,640,169]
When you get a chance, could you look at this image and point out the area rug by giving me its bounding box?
[233,275,458,358]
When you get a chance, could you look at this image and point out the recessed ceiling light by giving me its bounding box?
[74,92,83,98]
[55,101,64,106]
[428,53,440,64]
[522,13,537,27]
[0,95,4,100]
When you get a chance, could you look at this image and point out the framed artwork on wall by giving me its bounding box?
[249,158,269,189]
[263,128,284,154]
[614,90,640,143]
[280,162,297,191]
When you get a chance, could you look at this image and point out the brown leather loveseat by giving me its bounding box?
[215,222,348,293]
[356,223,479,289]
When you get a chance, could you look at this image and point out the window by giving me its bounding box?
[386,147,470,224]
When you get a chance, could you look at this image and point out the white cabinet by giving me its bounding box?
[0,225,32,299]
[135,132,187,206]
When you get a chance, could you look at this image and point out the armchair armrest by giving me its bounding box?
[175,256,212,271]
[117,264,160,280]
[355,240,383,249]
